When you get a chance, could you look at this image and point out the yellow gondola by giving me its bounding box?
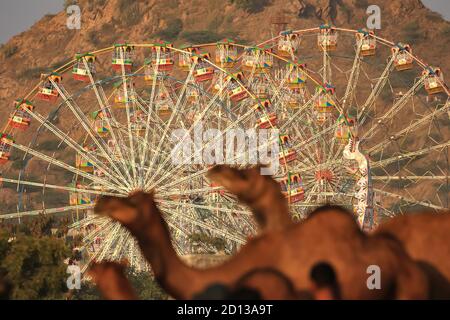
[151,41,175,72]
[392,43,414,71]
[253,99,277,129]
[318,24,338,51]
[315,84,336,114]
[75,146,95,173]
[69,183,92,206]
[192,53,215,83]
[8,99,34,130]
[356,29,376,56]
[226,72,248,102]
[242,46,273,73]
[277,31,301,57]
[37,73,62,103]
[279,134,296,165]
[335,114,355,144]
[73,53,96,82]
[92,110,111,137]
[0,134,13,165]
[279,173,305,203]
[215,39,238,69]
[423,67,445,95]
[112,44,134,72]
[113,81,137,108]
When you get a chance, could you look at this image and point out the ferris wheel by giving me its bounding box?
[0,25,449,271]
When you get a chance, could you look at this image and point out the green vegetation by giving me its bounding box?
[229,0,270,13]
[0,214,168,300]
[386,179,411,189]
[39,140,63,151]
[17,58,69,80]
[0,216,70,300]
[442,25,450,38]
[425,11,442,21]
[339,4,352,23]
[190,233,227,252]
[87,0,107,11]
[401,22,424,43]
[0,44,18,59]
[156,19,184,41]
[88,30,100,46]
[355,0,369,9]
[118,0,141,26]
[72,270,168,300]
[180,30,224,44]
[11,159,26,171]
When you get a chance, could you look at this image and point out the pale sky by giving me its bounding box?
[0,0,449,44]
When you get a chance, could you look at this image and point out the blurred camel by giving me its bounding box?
[94,165,449,299]
[374,213,450,298]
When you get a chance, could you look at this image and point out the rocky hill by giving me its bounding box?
[0,0,449,116]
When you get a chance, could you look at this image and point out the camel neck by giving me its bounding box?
[134,212,199,298]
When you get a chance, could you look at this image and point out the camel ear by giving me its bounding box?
[207,165,279,201]
[94,197,140,226]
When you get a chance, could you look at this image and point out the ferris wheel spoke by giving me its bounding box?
[144,62,198,186]
[373,202,397,218]
[359,55,396,125]
[79,222,117,274]
[110,230,132,260]
[362,73,427,140]
[158,185,223,197]
[95,223,123,262]
[371,141,450,168]
[341,40,363,111]
[8,141,119,190]
[78,218,114,244]
[290,122,322,170]
[372,175,449,181]
[159,207,247,244]
[117,54,139,187]
[367,101,450,154]
[292,121,339,152]
[50,80,129,185]
[147,83,257,191]
[84,62,134,185]
[373,188,445,211]
[22,107,129,190]
[0,177,126,197]
[139,55,161,169]
[158,199,251,217]
[0,203,94,220]
[279,93,318,131]
[322,49,332,83]
[263,71,289,103]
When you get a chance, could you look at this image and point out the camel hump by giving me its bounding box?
[374,211,450,286]
[375,211,450,239]
[305,205,362,232]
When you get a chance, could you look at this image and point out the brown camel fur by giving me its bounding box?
[374,213,450,299]
[93,165,447,300]
[89,261,137,300]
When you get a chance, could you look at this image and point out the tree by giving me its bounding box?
[229,0,271,13]
[1,234,70,299]
[72,270,168,300]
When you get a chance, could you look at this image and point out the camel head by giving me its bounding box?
[95,191,160,234]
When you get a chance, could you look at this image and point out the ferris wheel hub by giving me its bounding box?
[315,169,334,183]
